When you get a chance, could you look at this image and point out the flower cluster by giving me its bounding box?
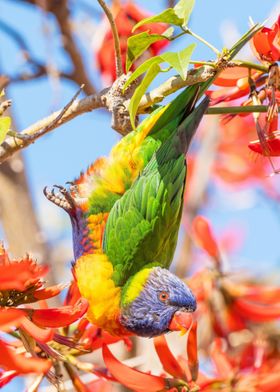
[0,244,132,389]
[206,16,280,166]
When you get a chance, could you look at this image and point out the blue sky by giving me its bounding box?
[1,0,280,389]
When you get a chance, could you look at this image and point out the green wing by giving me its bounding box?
[103,150,186,286]
[103,98,209,286]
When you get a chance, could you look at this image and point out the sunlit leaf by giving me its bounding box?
[0,117,11,144]
[128,62,161,129]
[123,57,163,92]
[161,44,196,80]
[126,32,166,72]
[174,0,195,27]
[132,9,184,32]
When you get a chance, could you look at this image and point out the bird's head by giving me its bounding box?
[119,266,196,337]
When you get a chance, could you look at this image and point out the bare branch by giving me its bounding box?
[0,86,105,164]
[97,0,123,78]
[7,0,96,95]
[0,66,216,164]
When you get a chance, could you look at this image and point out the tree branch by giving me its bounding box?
[0,86,105,164]
[97,0,123,78]
[137,65,216,112]
[0,66,216,164]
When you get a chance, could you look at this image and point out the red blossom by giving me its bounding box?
[0,308,25,331]
[192,216,220,263]
[0,246,48,292]
[154,335,187,380]
[252,16,280,62]
[249,130,280,156]
[0,370,18,388]
[19,317,54,343]
[102,344,166,392]
[0,339,51,374]
[29,298,88,328]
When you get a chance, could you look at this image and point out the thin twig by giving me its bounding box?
[97,0,123,77]
[0,84,105,164]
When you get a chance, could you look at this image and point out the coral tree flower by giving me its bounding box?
[95,2,169,84]
[252,16,280,63]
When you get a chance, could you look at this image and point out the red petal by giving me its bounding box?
[210,339,234,379]
[0,308,25,331]
[154,335,186,380]
[243,286,280,304]
[102,345,166,392]
[19,317,54,343]
[206,86,249,105]
[233,298,280,322]
[34,283,67,300]
[258,372,280,391]
[248,131,280,156]
[0,370,17,387]
[64,280,81,306]
[213,67,249,87]
[0,260,48,291]
[0,339,51,374]
[187,321,198,381]
[30,298,88,327]
[192,216,220,262]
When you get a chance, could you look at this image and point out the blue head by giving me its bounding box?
[119,267,196,337]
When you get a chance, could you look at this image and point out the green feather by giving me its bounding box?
[103,98,209,286]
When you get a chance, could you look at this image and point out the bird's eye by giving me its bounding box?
[159,291,169,302]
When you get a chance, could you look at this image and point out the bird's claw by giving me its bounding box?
[43,184,76,213]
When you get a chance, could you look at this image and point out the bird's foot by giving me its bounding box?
[43,184,76,214]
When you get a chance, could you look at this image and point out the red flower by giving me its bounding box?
[192,216,220,265]
[0,244,48,294]
[252,16,280,63]
[102,344,166,392]
[28,298,88,328]
[95,2,169,84]
[249,130,280,156]
[0,339,51,374]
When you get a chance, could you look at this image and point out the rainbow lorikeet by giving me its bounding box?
[44,85,209,337]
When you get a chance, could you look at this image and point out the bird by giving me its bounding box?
[44,85,209,337]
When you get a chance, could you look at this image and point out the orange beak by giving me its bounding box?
[168,311,193,335]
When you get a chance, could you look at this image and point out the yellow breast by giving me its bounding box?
[75,253,128,336]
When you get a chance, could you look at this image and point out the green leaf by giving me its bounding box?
[0,116,11,144]
[123,57,163,92]
[132,9,184,32]
[128,63,161,129]
[126,32,166,72]
[161,43,196,80]
[174,0,195,27]
[228,23,263,60]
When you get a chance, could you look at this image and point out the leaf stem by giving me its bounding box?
[207,105,268,115]
[184,28,220,55]
[97,0,123,77]
[233,60,268,73]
